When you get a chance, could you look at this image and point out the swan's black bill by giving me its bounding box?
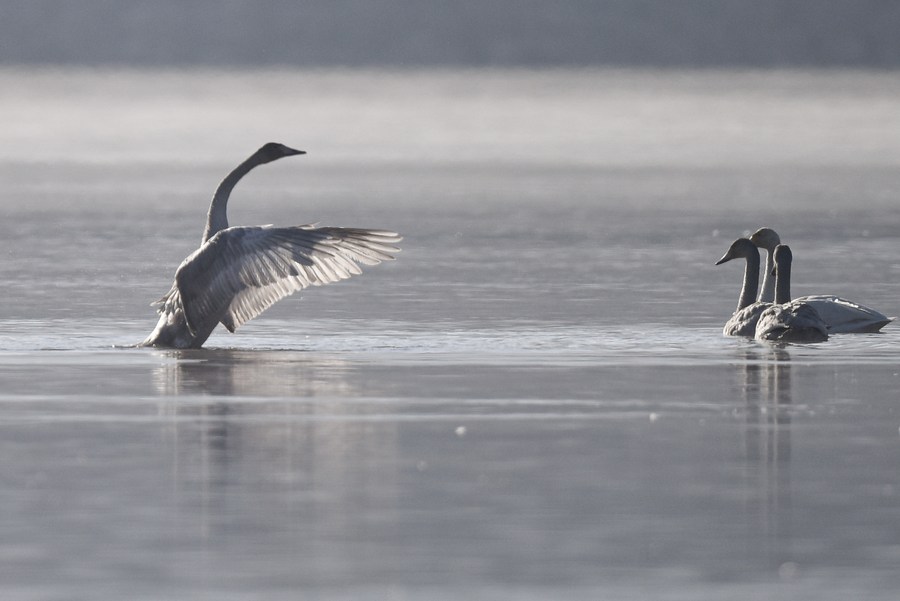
[715,254,733,266]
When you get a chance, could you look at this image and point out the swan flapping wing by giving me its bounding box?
[175,225,401,335]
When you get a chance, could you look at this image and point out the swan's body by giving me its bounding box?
[755,302,829,343]
[724,302,771,337]
[750,227,892,333]
[716,238,771,336]
[754,245,828,343]
[141,143,401,349]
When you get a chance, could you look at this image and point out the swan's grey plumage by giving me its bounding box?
[750,227,892,333]
[141,143,401,349]
[754,245,828,343]
[755,302,828,343]
[716,238,771,337]
[723,302,772,338]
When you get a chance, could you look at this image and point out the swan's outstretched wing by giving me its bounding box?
[174,225,401,336]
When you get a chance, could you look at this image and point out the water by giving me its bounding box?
[1,67,900,600]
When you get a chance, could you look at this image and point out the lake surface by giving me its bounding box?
[1,67,900,600]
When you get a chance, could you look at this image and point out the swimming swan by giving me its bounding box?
[749,227,892,333]
[141,142,401,349]
[716,238,771,337]
[748,227,779,303]
[754,245,828,343]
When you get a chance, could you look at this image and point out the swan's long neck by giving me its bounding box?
[737,250,760,312]
[758,248,776,303]
[774,257,792,305]
[201,152,266,244]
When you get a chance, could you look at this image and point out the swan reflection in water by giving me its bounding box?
[150,349,402,544]
[737,346,794,571]
[150,348,357,398]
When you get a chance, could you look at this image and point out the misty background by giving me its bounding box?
[3,0,900,68]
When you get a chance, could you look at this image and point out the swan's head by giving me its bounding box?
[715,238,757,265]
[255,142,306,164]
[772,244,792,274]
[749,227,781,251]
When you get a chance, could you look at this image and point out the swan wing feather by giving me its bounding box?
[755,301,828,342]
[794,295,894,333]
[723,302,771,337]
[175,225,401,335]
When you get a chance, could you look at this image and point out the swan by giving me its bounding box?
[716,238,771,336]
[754,245,828,343]
[141,142,401,349]
[748,227,779,303]
[749,227,892,333]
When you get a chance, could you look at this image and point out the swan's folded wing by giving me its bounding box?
[794,295,893,333]
[175,225,401,335]
[755,301,828,342]
[723,301,771,337]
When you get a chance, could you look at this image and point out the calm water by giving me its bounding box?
[1,68,900,600]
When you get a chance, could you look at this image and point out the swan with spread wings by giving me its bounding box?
[141,143,401,349]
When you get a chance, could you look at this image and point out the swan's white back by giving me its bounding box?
[793,295,893,334]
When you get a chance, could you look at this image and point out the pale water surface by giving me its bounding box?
[1,68,900,600]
